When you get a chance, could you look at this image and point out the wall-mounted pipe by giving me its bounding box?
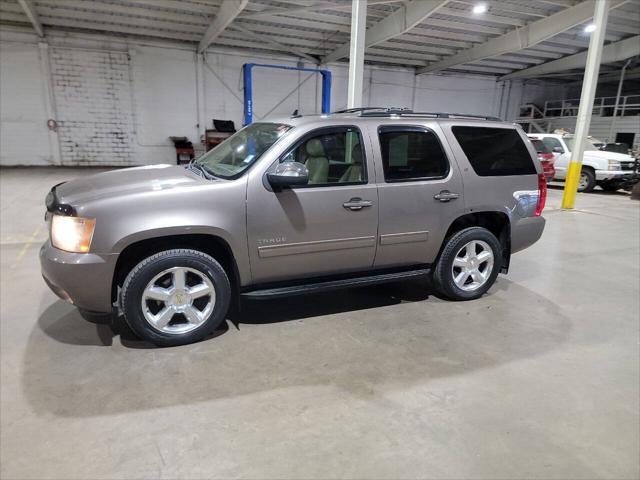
[608,58,632,142]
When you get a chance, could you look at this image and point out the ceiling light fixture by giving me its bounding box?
[584,24,597,33]
[472,3,488,14]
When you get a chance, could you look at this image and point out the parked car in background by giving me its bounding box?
[529,137,556,182]
[41,109,547,346]
[530,133,639,192]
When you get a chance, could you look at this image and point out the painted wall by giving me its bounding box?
[0,27,555,167]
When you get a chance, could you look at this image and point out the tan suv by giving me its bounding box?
[41,108,546,346]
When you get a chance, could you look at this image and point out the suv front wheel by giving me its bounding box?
[121,249,231,347]
[432,227,502,300]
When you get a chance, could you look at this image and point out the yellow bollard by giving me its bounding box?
[561,161,583,209]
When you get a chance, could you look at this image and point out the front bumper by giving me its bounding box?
[595,169,637,181]
[40,240,118,313]
[598,172,640,190]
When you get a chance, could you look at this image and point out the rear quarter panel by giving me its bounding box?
[441,122,544,253]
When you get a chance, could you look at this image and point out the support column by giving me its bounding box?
[195,52,206,141]
[346,0,367,109]
[561,0,610,209]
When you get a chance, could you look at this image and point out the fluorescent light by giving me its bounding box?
[472,3,488,14]
[584,24,597,33]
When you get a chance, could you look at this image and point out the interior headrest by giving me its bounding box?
[352,143,362,164]
[306,138,325,157]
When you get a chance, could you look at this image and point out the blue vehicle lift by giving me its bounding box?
[243,63,332,125]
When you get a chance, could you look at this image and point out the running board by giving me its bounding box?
[241,268,431,300]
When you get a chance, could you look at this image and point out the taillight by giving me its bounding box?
[535,173,547,217]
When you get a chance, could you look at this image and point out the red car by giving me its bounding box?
[530,137,556,182]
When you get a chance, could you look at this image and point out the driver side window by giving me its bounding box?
[280,128,367,185]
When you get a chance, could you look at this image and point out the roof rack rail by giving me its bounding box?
[359,108,501,121]
[332,107,501,121]
[333,107,386,114]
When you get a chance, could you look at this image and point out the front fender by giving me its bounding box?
[82,179,251,286]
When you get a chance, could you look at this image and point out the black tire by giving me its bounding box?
[578,168,596,193]
[121,249,231,347]
[432,227,502,301]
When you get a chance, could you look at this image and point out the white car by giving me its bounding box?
[529,134,638,192]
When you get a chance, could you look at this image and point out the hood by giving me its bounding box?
[584,150,633,161]
[55,164,207,205]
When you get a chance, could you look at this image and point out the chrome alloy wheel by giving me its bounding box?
[141,266,215,335]
[578,172,589,191]
[451,240,494,292]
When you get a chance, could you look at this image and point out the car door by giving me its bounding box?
[366,123,465,268]
[541,137,570,179]
[246,126,379,284]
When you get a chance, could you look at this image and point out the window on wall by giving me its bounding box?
[378,127,449,182]
[452,126,537,177]
[280,128,366,185]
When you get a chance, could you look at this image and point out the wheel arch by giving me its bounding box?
[440,211,511,273]
[112,233,242,307]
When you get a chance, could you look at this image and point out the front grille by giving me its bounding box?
[620,161,637,172]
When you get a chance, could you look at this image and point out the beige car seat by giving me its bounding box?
[339,143,364,183]
[304,139,329,184]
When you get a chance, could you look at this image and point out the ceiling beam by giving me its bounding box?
[198,0,248,53]
[322,0,449,64]
[416,0,628,75]
[17,0,43,37]
[586,67,640,83]
[228,24,318,63]
[240,0,403,18]
[436,6,526,26]
[501,35,640,79]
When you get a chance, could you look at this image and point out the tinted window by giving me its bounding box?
[280,128,366,185]
[378,128,449,181]
[452,126,536,176]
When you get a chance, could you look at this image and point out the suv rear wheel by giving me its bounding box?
[121,249,231,347]
[432,227,501,300]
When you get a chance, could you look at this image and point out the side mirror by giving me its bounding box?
[267,162,309,190]
[553,146,564,154]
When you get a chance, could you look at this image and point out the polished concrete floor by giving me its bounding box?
[1,167,639,479]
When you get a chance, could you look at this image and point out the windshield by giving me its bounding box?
[564,137,599,152]
[531,139,550,154]
[195,122,292,179]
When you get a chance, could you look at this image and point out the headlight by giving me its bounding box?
[51,215,96,253]
[608,160,621,171]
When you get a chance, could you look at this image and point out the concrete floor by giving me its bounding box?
[1,167,638,479]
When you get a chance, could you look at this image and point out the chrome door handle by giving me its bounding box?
[343,198,373,211]
[433,190,460,202]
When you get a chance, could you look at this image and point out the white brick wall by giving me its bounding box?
[50,47,133,165]
[0,42,53,165]
[1,27,562,167]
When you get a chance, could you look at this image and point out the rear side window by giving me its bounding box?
[452,126,536,176]
[378,127,449,182]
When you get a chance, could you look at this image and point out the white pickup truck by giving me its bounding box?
[529,134,638,192]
